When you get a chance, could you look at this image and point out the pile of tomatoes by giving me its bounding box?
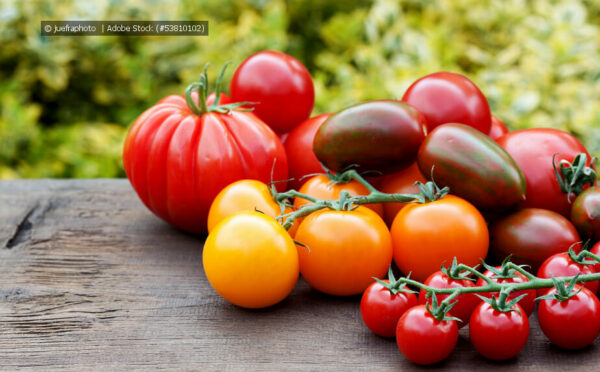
[123,50,600,365]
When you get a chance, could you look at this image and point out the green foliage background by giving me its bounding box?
[1,0,599,178]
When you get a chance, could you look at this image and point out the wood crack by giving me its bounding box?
[4,201,53,250]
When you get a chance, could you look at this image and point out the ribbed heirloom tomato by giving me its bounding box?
[294,206,392,296]
[123,66,288,234]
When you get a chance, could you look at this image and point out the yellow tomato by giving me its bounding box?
[207,179,297,236]
[203,211,299,309]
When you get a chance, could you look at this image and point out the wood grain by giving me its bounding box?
[0,179,597,371]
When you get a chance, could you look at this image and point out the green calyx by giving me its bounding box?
[536,274,583,302]
[184,62,255,116]
[442,258,476,281]
[413,181,449,204]
[481,256,528,280]
[425,292,461,323]
[373,267,416,296]
[476,288,527,314]
[554,153,597,200]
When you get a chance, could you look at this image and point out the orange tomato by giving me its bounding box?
[207,179,297,236]
[294,206,392,296]
[380,163,426,226]
[293,175,383,217]
[203,211,299,308]
[391,195,488,282]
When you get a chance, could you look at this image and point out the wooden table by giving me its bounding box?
[0,179,596,370]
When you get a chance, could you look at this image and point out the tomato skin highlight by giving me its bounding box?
[283,114,331,190]
[123,94,288,234]
[571,186,600,243]
[313,100,427,174]
[418,271,480,328]
[230,50,314,134]
[417,123,526,212]
[360,280,418,338]
[203,212,299,309]
[380,163,426,226]
[396,305,458,365]
[402,72,491,133]
[469,302,529,360]
[490,208,581,270]
[476,268,536,316]
[537,252,599,296]
[294,207,392,296]
[488,115,509,140]
[497,128,592,217]
[537,286,600,350]
[391,195,489,282]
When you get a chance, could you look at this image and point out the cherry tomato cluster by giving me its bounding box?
[123,50,600,365]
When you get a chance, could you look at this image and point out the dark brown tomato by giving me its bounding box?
[313,100,427,174]
[417,123,526,212]
[571,186,600,242]
[490,208,581,271]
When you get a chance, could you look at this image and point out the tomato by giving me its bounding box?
[207,179,297,236]
[396,305,458,365]
[293,174,383,217]
[313,100,427,174]
[476,268,536,316]
[360,280,418,337]
[283,113,331,190]
[417,123,526,212]
[537,252,598,296]
[590,241,600,273]
[418,271,480,327]
[294,206,392,296]
[571,186,600,242]
[391,195,488,282]
[380,163,426,226]
[497,128,592,217]
[538,286,600,349]
[469,302,529,360]
[401,72,491,133]
[490,208,581,270]
[203,211,299,309]
[488,115,509,140]
[230,51,314,134]
[123,71,288,234]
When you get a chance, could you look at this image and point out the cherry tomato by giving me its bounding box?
[360,280,418,337]
[537,252,598,296]
[538,286,600,349]
[497,128,592,217]
[230,51,314,134]
[571,186,600,242]
[207,179,297,236]
[418,271,480,327]
[380,163,426,226]
[396,305,458,365]
[283,114,331,190]
[488,115,509,140]
[590,241,600,272]
[469,302,529,360]
[476,268,536,316]
[490,208,581,270]
[391,195,488,282]
[294,206,392,296]
[401,72,491,133]
[203,211,299,309]
[293,174,383,217]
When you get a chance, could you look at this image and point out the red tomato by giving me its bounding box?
[418,271,480,328]
[396,305,458,365]
[360,280,418,338]
[537,252,599,296]
[476,268,536,316]
[123,77,288,234]
[571,186,600,242]
[497,128,592,217]
[230,51,314,134]
[401,72,491,133]
[380,163,426,226]
[590,241,600,272]
[538,286,600,349]
[283,113,331,190]
[488,115,509,140]
[469,302,529,360]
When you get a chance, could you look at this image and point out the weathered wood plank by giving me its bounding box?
[0,179,597,370]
